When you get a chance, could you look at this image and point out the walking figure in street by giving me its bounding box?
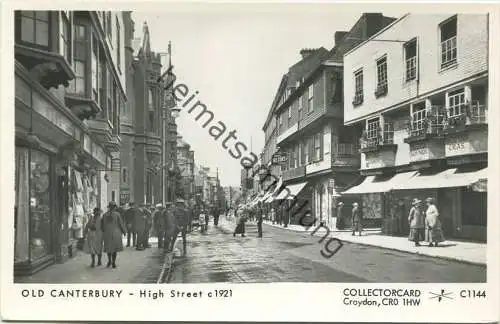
[83,207,103,268]
[233,207,247,237]
[351,202,362,236]
[134,206,147,251]
[102,201,127,268]
[169,199,189,256]
[213,205,220,226]
[335,202,344,230]
[408,198,424,246]
[124,202,137,248]
[425,197,445,247]
[153,204,166,248]
[257,205,263,238]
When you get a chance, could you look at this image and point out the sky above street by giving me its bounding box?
[132,4,407,187]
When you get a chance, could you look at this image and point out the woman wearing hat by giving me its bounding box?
[408,198,424,246]
[101,201,127,268]
[424,197,445,247]
[351,202,362,236]
[83,207,104,267]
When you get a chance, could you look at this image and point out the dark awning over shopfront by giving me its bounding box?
[394,167,488,191]
[273,182,308,200]
[342,172,417,195]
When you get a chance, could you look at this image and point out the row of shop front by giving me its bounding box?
[247,163,487,242]
[14,64,117,276]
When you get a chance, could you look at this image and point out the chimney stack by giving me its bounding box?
[334,31,348,45]
[299,48,317,59]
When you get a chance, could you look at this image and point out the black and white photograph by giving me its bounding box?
[1,1,498,322]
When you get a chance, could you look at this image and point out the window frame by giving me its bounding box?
[353,68,364,104]
[366,117,380,140]
[307,83,314,113]
[376,56,387,89]
[404,38,418,82]
[448,88,466,118]
[60,11,72,64]
[411,102,427,132]
[17,11,51,49]
[439,15,458,70]
[68,23,87,96]
[116,16,121,73]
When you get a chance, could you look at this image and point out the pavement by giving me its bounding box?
[258,219,486,265]
[15,238,166,283]
[168,217,486,283]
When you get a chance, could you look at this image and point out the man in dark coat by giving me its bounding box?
[351,202,362,236]
[134,206,147,250]
[153,204,166,248]
[172,199,188,256]
[213,205,220,226]
[257,205,263,238]
[125,202,137,248]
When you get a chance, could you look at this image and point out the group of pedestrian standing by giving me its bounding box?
[83,201,126,269]
[408,197,445,247]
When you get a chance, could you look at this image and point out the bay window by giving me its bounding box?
[18,11,49,47]
[448,89,466,117]
[314,132,323,162]
[116,16,121,72]
[91,34,99,102]
[60,11,71,64]
[366,118,380,140]
[68,24,87,95]
[307,84,314,113]
[107,66,113,125]
[412,103,427,133]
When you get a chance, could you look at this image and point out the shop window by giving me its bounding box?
[461,190,487,227]
[440,16,457,69]
[18,11,50,48]
[28,149,52,260]
[15,148,30,263]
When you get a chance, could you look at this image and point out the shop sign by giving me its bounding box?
[365,152,383,169]
[92,144,106,166]
[32,92,75,137]
[445,135,470,157]
[83,134,92,154]
[410,143,429,162]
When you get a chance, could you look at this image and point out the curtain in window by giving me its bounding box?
[15,148,29,263]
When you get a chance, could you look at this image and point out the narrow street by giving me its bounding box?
[168,220,486,283]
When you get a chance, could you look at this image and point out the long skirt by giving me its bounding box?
[103,229,124,253]
[425,226,445,243]
[234,222,245,234]
[408,228,424,242]
[83,230,103,255]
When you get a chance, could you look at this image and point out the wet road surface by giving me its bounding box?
[168,220,486,283]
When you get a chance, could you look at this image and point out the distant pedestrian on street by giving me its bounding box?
[153,204,166,248]
[101,201,127,268]
[335,202,345,230]
[351,202,362,236]
[125,202,137,248]
[233,208,247,237]
[213,205,220,226]
[172,199,189,256]
[163,202,176,251]
[83,207,103,268]
[204,208,210,229]
[408,198,424,246]
[134,206,147,251]
[144,206,154,248]
[257,206,263,238]
[424,197,445,247]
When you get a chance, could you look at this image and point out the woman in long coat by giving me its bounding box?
[408,198,424,246]
[424,197,445,247]
[101,201,127,268]
[83,207,104,267]
[233,206,247,237]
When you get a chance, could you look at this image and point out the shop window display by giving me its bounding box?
[15,148,30,263]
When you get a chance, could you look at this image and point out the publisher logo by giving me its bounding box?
[429,289,454,302]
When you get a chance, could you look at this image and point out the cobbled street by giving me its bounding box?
[167,220,486,283]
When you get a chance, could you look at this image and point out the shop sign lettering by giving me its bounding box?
[410,143,429,162]
[446,135,470,156]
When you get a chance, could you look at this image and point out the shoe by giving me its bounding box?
[90,263,95,268]
[97,260,102,266]
[112,263,117,269]
[106,262,111,268]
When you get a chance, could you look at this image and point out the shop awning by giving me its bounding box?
[274,182,308,200]
[342,172,418,195]
[263,177,283,203]
[394,167,488,191]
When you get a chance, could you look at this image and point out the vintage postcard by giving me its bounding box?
[0,0,498,322]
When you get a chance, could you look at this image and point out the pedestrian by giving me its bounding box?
[153,204,166,248]
[172,199,189,256]
[233,207,247,237]
[101,201,127,268]
[257,206,263,238]
[351,202,362,236]
[408,198,424,246]
[335,202,344,230]
[124,202,137,248]
[163,201,176,251]
[213,205,220,226]
[134,206,147,251]
[424,197,445,247]
[83,207,103,268]
[204,207,210,229]
[144,206,153,248]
